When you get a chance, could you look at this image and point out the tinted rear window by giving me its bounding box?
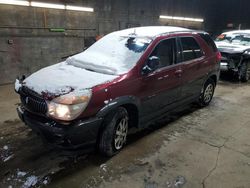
[180,37,203,62]
[199,33,218,52]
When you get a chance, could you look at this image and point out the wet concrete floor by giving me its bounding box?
[0,75,250,188]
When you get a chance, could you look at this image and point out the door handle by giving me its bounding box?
[174,70,183,77]
[157,74,169,80]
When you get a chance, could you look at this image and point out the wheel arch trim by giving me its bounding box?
[96,96,141,119]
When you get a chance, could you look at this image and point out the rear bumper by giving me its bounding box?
[17,106,103,150]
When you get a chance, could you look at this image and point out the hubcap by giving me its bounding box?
[204,84,214,103]
[114,117,128,150]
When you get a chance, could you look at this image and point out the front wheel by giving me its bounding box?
[198,78,215,107]
[99,107,129,157]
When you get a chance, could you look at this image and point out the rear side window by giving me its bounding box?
[180,37,203,62]
[199,33,218,52]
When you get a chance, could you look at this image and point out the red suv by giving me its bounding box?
[15,26,220,156]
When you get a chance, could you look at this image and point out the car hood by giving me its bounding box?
[215,41,250,54]
[21,62,118,96]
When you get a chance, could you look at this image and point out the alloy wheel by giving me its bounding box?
[114,117,128,150]
[204,84,214,103]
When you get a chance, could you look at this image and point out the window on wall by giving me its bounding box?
[150,38,177,68]
[180,37,203,62]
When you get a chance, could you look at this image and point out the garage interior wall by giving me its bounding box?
[0,0,248,85]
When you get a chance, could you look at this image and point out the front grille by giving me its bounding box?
[20,87,48,114]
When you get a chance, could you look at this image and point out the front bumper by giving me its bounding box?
[17,106,103,150]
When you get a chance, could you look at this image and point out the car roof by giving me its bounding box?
[112,26,192,38]
[222,30,250,35]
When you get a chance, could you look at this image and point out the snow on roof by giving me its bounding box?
[222,30,250,35]
[115,26,190,38]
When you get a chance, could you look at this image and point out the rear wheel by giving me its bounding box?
[99,107,129,157]
[239,61,249,82]
[198,78,215,107]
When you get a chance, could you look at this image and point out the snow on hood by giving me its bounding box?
[215,41,250,53]
[23,62,118,96]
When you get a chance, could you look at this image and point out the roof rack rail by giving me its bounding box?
[157,30,208,37]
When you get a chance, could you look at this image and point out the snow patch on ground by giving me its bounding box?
[17,170,27,178]
[1,145,14,162]
[3,145,8,150]
[5,169,42,188]
[22,175,38,188]
[100,164,107,172]
[3,154,14,162]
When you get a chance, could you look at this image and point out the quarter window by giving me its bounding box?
[180,37,203,62]
[150,38,177,68]
[199,33,218,52]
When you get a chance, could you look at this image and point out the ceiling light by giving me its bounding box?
[0,0,29,6]
[0,1,94,12]
[66,5,94,12]
[160,15,204,23]
[31,2,65,9]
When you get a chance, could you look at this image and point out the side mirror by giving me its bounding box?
[142,56,160,75]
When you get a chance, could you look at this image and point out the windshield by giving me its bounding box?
[216,33,250,46]
[67,31,152,75]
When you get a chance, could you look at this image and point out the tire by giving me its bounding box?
[198,78,215,107]
[239,61,249,82]
[99,107,129,157]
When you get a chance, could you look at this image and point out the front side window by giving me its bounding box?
[180,37,203,62]
[150,38,177,69]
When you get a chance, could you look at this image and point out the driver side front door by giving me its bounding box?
[139,38,183,124]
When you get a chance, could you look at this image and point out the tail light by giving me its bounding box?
[216,51,222,62]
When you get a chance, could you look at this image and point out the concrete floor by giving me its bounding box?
[0,76,250,188]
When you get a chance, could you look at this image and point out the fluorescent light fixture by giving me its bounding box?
[0,0,29,6]
[160,15,204,23]
[0,1,94,12]
[31,2,65,9]
[173,16,185,21]
[66,5,94,12]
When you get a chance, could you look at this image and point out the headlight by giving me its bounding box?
[244,50,250,55]
[47,89,92,121]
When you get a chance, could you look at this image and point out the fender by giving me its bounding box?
[96,95,141,118]
[201,72,218,94]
